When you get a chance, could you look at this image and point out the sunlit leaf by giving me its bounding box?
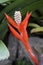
[31,27,43,33]
[0,40,10,60]
[0,0,8,3]
[29,23,40,28]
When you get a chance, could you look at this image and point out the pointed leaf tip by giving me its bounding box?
[5,13,9,19]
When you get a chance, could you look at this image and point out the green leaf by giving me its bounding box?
[31,27,43,33]
[29,23,40,28]
[0,22,8,40]
[0,0,8,3]
[21,0,43,17]
[0,40,10,60]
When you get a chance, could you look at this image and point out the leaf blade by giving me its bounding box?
[0,40,10,60]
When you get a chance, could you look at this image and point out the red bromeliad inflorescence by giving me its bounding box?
[5,12,39,65]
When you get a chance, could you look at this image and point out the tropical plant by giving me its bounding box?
[0,0,43,65]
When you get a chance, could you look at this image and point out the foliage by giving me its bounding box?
[29,23,43,33]
[0,0,8,3]
[16,59,32,65]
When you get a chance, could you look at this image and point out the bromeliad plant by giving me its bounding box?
[5,11,39,65]
[0,0,43,64]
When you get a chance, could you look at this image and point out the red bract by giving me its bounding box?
[5,12,39,65]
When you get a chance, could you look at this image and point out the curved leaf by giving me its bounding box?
[0,0,8,3]
[29,23,40,28]
[0,40,10,60]
[31,27,43,33]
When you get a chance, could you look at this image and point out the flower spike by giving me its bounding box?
[5,11,39,65]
